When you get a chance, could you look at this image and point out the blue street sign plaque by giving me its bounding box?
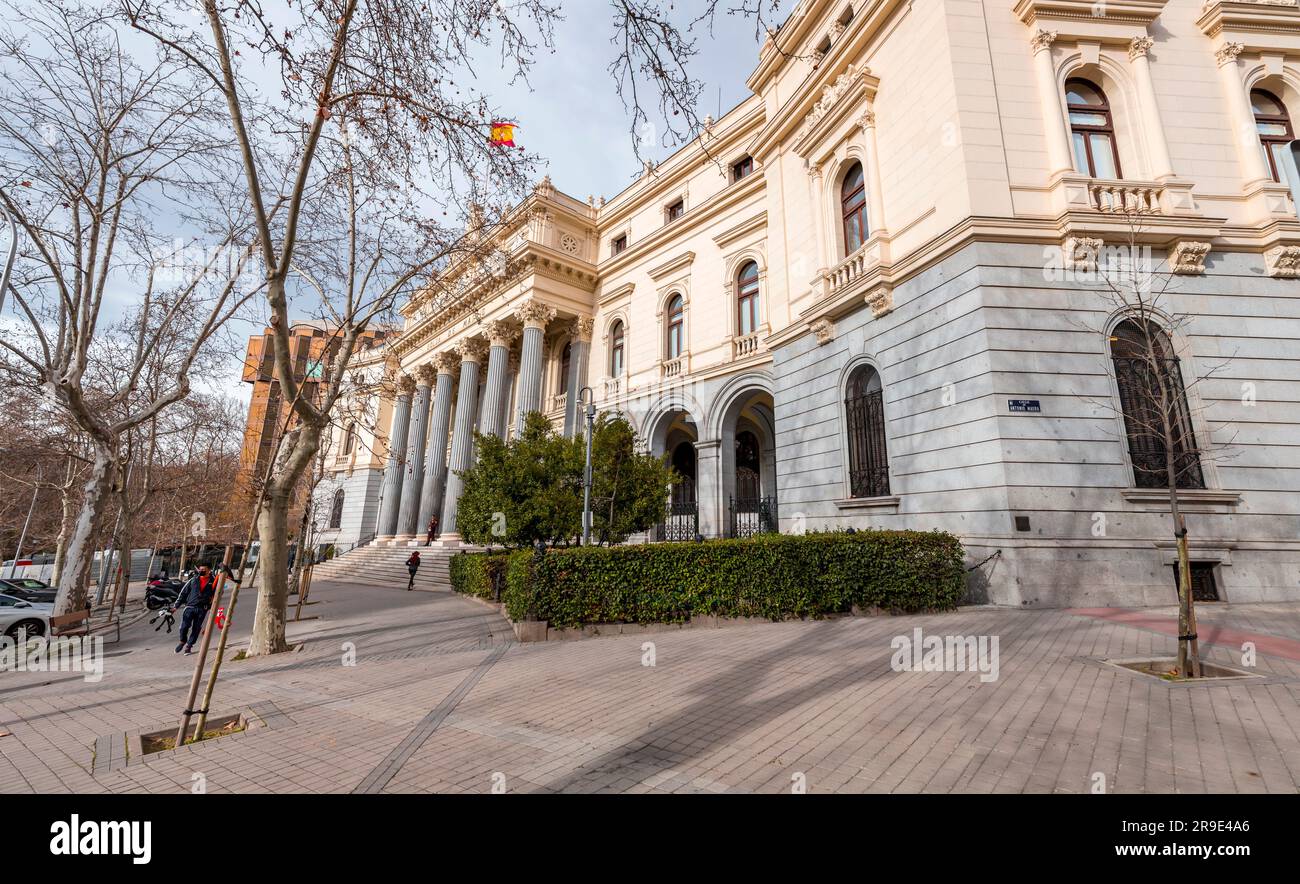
[1008,399,1041,413]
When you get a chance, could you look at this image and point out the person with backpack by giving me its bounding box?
[405,551,421,591]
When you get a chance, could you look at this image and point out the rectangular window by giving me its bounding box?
[732,156,753,183]
[611,234,628,256]
[1170,562,1220,602]
[666,199,685,222]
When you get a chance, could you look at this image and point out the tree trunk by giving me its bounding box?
[54,446,115,616]
[51,472,78,588]
[248,488,292,655]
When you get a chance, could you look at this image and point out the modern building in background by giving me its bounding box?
[334,0,1300,608]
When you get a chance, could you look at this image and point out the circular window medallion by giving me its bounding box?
[559,233,580,254]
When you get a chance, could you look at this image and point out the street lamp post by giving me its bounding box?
[580,386,595,546]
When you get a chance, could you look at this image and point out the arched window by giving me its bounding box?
[666,295,685,358]
[558,341,572,395]
[1066,79,1121,179]
[841,162,867,255]
[736,262,760,336]
[1110,319,1205,489]
[328,489,345,530]
[844,365,889,497]
[610,321,625,376]
[1252,89,1294,183]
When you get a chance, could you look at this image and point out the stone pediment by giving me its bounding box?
[1014,0,1168,42]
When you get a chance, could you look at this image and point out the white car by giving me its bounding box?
[0,592,51,639]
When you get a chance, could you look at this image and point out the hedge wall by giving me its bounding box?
[470,531,965,629]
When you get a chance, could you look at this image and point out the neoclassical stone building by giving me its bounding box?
[317,0,1300,608]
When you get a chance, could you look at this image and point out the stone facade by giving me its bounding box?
[336,0,1300,607]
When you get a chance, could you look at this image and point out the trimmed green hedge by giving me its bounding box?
[449,551,511,600]
[480,531,965,629]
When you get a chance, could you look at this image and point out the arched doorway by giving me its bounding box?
[649,407,701,541]
[713,381,777,538]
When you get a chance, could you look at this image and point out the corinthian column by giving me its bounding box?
[395,363,435,541]
[479,319,519,439]
[439,337,489,543]
[1128,37,1175,180]
[376,373,415,541]
[1030,29,1074,176]
[417,351,458,535]
[563,314,594,438]
[514,298,556,431]
[1216,42,1271,187]
[858,110,889,237]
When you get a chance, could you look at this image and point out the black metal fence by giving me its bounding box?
[657,501,699,541]
[729,496,777,539]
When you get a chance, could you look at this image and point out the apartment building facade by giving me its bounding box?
[325,0,1300,607]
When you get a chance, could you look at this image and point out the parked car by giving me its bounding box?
[4,577,51,591]
[0,579,56,604]
[0,592,50,639]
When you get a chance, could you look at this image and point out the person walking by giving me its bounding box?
[170,565,217,655]
[405,551,421,591]
[425,515,439,546]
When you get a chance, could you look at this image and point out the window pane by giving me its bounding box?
[1068,111,1108,127]
[1272,143,1289,180]
[1258,122,1288,136]
[1066,81,1104,106]
[1072,132,1090,175]
[1251,90,1285,116]
[1089,134,1117,178]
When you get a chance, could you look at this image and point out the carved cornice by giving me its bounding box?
[791,63,880,159]
[648,251,696,282]
[1198,1,1300,43]
[1015,0,1168,43]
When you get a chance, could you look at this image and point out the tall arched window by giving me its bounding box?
[841,162,867,255]
[844,365,889,497]
[1252,89,1294,183]
[1110,319,1205,489]
[1066,78,1121,179]
[342,423,356,455]
[666,294,685,358]
[610,321,625,376]
[736,262,760,336]
[558,341,572,395]
[328,489,345,529]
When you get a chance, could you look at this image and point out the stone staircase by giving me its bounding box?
[307,543,468,591]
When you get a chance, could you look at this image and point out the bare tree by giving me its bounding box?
[0,1,259,615]
[1075,221,1235,678]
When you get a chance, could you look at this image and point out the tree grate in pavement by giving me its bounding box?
[353,640,513,794]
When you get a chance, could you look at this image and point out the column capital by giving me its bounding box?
[485,318,520,347]
[456,336,490,364]
[569,314,595,342]
[1216,41,1245,68]
[1030,29,1057,54]
[856,109,876,131]
[397,373,417,396]
[432,350,460,374]
[415,363,437,386]
[1128,35,1154,62]
[517,298,557,331]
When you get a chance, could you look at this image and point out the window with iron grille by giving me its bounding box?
[329,489,345,530]
[1110,319,1205,490]
[844,365,890,498]
[1171,562,1219,602]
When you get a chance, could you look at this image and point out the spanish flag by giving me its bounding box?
[490,121,516,147]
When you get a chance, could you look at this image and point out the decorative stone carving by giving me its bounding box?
[805,64,872,129]
[1265,244,1300,278]
[811,317,835,344]
[865,285,894,318]
[1168,241,1211,275]
[1215,41,1245,66]
[456,337,490,363]
[559,232,580,254]
[517,298,557,329]
[857,109,876,130]
[570,314,595,341]
[1129,35,1154,61]
[1064,236,1103,272]
[397,373,417,395]
[432,350,460,374]
[485,318,519,346]
[534,175,555,199]
[415,363,437,386]
[1030,29,1057,54]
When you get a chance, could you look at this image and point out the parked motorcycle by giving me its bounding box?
[144,578,184,611]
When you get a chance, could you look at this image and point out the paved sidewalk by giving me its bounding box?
[2,581,1297,794]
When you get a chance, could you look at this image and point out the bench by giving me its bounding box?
[49,609,120,643]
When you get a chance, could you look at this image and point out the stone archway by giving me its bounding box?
[647,408,700,541]
[711,382,777,537]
